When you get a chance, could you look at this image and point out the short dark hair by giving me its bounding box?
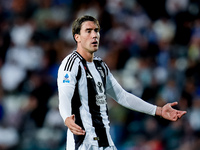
[72,15,100,42]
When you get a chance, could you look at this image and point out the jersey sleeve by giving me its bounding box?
[57,56,80,122]
[106,69,157,116]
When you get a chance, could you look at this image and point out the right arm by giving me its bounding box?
[57,59,85,135]
[58,85,85,135]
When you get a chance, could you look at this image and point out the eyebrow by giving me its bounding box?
[85,27,99,31]
[85,28,92,31]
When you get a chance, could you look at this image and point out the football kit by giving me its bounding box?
[57,51,157,150]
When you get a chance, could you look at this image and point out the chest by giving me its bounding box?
[79,60,107,95]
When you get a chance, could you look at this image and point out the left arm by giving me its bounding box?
[106,73,157,116]
[106,72,186,120]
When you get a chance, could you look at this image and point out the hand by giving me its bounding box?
[65,114,85,135]
[156,102,187,121]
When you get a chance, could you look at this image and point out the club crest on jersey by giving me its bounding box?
[63,73,70,83]
[97,82,104,93]
[97,67,104,77]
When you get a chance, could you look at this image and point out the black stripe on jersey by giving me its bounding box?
[68,54,76,71]
[64,53,75,71]
[94,60,107,88]
[82,60,109,147]
[94,56,109,76]
[65,53,76,71]
[74,51,84,60]
[102,62,109,76]
[71,66,85,150]
[64,51,83,71]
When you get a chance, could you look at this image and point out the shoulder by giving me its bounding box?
[59,51,83,72]
[93,56,103,62]
[94,56,109,68]
[94,55,110,75]
[57,51,83,86]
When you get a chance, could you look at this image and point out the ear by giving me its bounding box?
[74,34,80,43]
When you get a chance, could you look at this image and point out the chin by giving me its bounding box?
[92,47,98,52]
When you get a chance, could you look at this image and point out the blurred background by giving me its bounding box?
[0,0,200,149]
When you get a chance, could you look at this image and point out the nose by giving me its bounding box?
[92,30,98,38]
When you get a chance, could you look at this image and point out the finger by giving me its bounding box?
[71,129,86,135]
[172,117,178,121]
[71,122,83,130]
[69,122,85,134]
[70,125,85,135]
[177,111,187,118]
[172,111,179,121]
[70,127,85,134]
[170,115,178,121]
[71,114,75,121]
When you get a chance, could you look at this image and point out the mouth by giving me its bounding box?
[92,41,98,45]
[91,41,98,47]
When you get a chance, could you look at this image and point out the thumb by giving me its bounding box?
[71,114,75,121]
[170,102,178,107]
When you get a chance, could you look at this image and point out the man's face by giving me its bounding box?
[76,21,100,53]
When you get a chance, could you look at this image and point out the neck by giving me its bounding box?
[76,48,94,62]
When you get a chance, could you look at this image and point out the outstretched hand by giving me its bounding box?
[65,114,85,135]
[156,102,187,121]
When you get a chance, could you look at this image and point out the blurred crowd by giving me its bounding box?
[1,0,200,149]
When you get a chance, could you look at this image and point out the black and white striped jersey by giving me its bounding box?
[57,51,157,150]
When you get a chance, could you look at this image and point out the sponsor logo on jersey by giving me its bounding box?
[63,73,70,83]
[96,94,107,106]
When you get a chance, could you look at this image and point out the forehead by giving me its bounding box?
[81,21,98,30]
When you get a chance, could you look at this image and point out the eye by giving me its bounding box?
[95,29,99,32]
[86,30,91,33]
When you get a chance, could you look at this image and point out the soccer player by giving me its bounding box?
[57,15,187,150]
